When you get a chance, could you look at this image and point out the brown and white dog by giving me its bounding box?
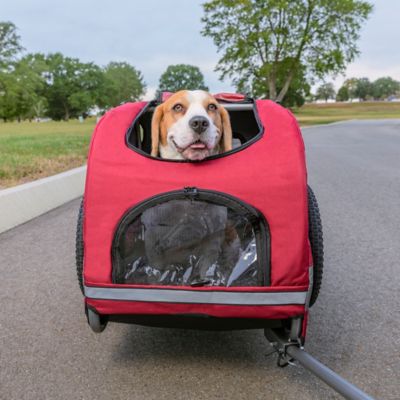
[151,90,233,161]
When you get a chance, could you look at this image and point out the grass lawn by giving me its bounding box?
[1,102,400,189]
[293,101,400,125]
[0,118,96,189]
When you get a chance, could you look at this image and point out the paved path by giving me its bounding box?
[1,120,399,400]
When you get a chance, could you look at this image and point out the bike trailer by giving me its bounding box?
[76,93,324,339]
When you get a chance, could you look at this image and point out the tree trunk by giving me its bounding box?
[276,68,296,103]
[64,107,70,121]
[268,71,277,100]
[275,1,314,104]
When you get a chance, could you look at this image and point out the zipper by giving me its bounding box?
[183,186,199,198]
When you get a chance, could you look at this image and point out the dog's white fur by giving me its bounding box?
[151,90,232,161]
[161,91,219,159]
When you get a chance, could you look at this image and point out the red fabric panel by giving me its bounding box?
[86,298,305,320]
[83,100,310,289]
[213,93,246,102]
[161,92,174,102]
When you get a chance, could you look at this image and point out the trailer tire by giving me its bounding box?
[307,186,324,307]
[75,198,84,294]
[87,307,108,333]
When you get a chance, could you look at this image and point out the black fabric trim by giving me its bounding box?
[106,313,285,330]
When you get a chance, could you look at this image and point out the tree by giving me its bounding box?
[240,58,310,107]
[0,22,24,121]
[342,77,358,100]
[316,82,336,102]
[158,64,208,93]
[336,85,349,102]
[43,53,104,120]
[12,54,48,120]
[0,72,18,121]
[202,0,372,103]
[0,22,23,66]
[353,77,372,101]
[1,53,50,121]
[100,62,146,109]
[371,77,400,100]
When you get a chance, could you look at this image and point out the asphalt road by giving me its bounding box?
[1,119,399,400]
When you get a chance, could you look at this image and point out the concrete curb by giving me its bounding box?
[0,166,86,234]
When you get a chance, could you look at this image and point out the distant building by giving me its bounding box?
[315,99,336,104]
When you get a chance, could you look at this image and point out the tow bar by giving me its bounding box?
[265,329,375,400]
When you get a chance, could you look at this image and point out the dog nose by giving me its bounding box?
[189,116,209,134]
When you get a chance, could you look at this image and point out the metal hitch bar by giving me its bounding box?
[265,329,375,400]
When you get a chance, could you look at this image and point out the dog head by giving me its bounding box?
[151,90,232,161]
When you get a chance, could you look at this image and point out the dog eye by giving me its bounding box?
[208,103,217,111]
[173,104,184,112]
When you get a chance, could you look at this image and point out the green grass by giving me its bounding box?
[293,101,400,126]
[1,101,400,189]
[0,119,95,189]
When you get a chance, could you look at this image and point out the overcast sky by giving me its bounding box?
[2,0,399,99]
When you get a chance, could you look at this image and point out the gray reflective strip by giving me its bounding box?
[84,286,307,305]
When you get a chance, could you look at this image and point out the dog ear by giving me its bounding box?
[151,104,164,157]
[219,106,233,152]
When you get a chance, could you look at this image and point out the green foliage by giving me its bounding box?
[0,22,26,121]
[12,54,48,120]
[336,85,350,101]
[158,64,208,93]
[316,82,336,101]
[339,76,399,101]
[99,62,146,109]
[202,0,373,102]
[0,72,18,121]
[0,21,23,66]
[371,77,400,100]
[42,53,105,120]
[353,77,372,100]
[342,78,359,100]
[0,52,147,121]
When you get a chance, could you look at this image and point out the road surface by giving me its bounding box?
[1,119,399,400]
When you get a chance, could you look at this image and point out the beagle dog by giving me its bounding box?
[151,90,233,161]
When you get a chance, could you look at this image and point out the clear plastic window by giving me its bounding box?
[113,199,264,287]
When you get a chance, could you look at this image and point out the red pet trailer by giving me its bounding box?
[76,94,373,400]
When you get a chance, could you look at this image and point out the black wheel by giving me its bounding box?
[87,307,108,333]
[75,198,84,294]
[307,185,324,307]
